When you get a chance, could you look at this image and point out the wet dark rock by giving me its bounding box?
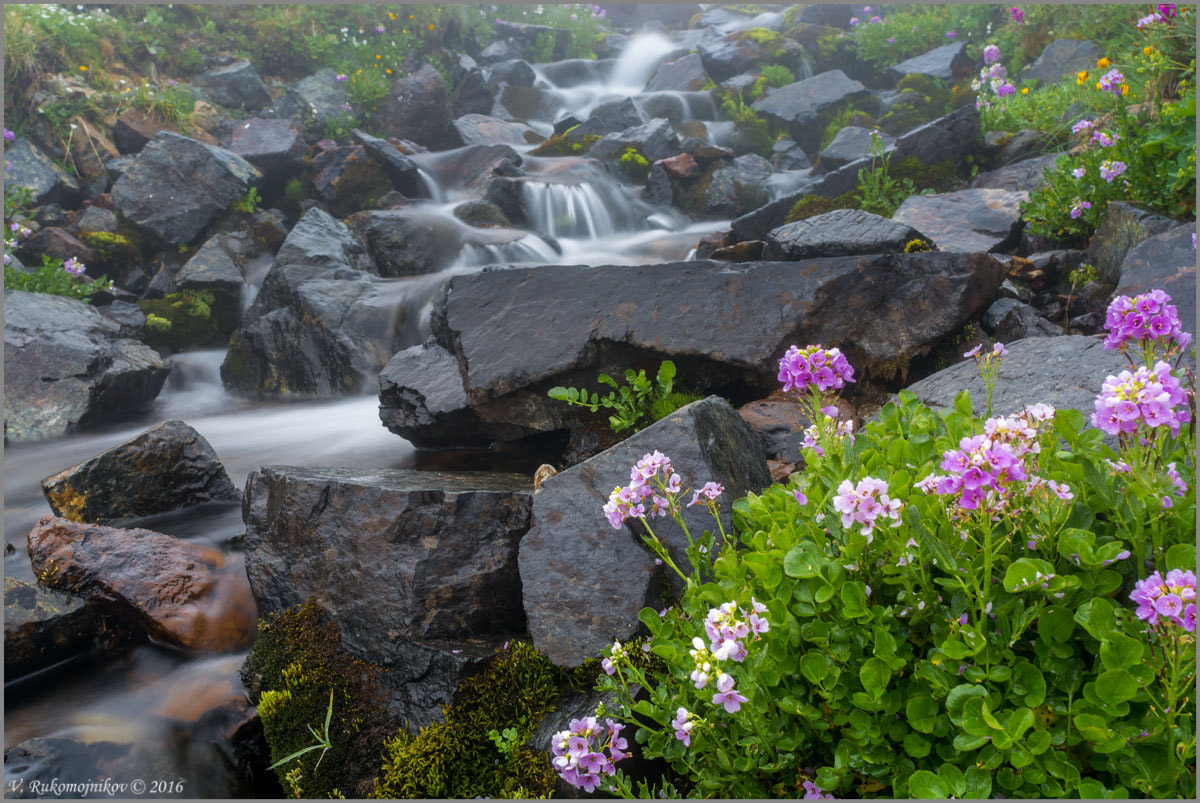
[764,208,927,260]
[72,205,119,235]
[173,234,245,339]
[496,83,563,122]
[712,240,765,262]
[990,129,1050,166]
[452,113,540,147]
[271,69,349,135]
[553,112,585,135]
[970,152,1063,192]
[227,118,305,184]
[905,335,1129,421]
[738,393,809,463]
[4,292,170,442]
[35,203,68,228]
[1086,201,1185,284]
[221,208,414,397]
[345,208,467,277]
[66,117,120,189]
[479,38,526,65]
[816,125,894,172]
[796,3,858,28]
[4,577,97,678]
[885,42,973,84]
[644,52,710,92]
[112,107,199,155]
[703,153,773,218]
[5,138,81,207]
[379,253,1008,447]
[893,189,1027,253]
[193,60,272,111]
[1021,39,1105,86]
[486,58,537,87]
[378,342,492,447]
[41,420,239,526]
[453,200,511,228]
[440,143,523,194]
[112,132,262,246]
[573,96,649,140]
[450,68,495,117]
[309,144,393,218]
[27,516,255,651]
[351,130,424,198]
[493,19,570,61]
[588,117,681,164]
[3,739,136,799]
[95,301,147,338]
[771,137,812,170]
[981,298,1062,341]
[17,227,98,268]
[375,64,455,150]
[752,70,871,156]
[698,29,805,83]
[519,396,770,667]
[1113,223,1196,338]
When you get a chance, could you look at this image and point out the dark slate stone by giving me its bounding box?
[111,132,262,246]
[379,253,1008,447]
[17,227,97,268]
[537,58,617,88]
[272,205,373,271]
[439,143,523,194]
[764,208,927,260]
[518,396,771,667]
[496,83,564,123]
[771,138,812,170]
[452,114,539,147]
[752,70,871,156]
[587,118,681,164]
[737,394,809,463]
[699,29,805,83]
[1021,39,1105,86]
[351,130,423,198]
[95,300,147,338]
[479,38,526,65]
[796,3,858,28]
[41,420,239,525]
[904,336,1129,422]
[453,200,511,228]
[375,64,455,150]
[892,189,1027,253]
[644,53,710,92]
[1086,202,1185,284]
[345,208,467,277]
[378,342,491,447]
[817,125,894,172]
[970,152,1063,192]
[885,42,973,83]
[4,577,97,678]
[272,68,349,134]
[981,298,1062,341]
[1113,223,1196,339]
[486,59,537,87]
[175,234,244,293]
[227,118,305,181]
[450,68,495,118]
[5,138,81,207]
[4,292,170,442]
[572,97,649,141]
[71,205,119,234]
[309,144,394,218]
[193,60,272,111]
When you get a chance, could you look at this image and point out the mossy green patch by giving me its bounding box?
[618,147,650,183]
[79,231,139,266]
[889,156,961,193]
[242,599,395,800]
[529,127,601,158]
[785,192,860,223]
[137,289,226,350]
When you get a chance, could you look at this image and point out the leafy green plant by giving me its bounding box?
[231,187,261,215]
[4,256,111,301]
[529,30,556,63]
[269,689,336,773]
[549,360,681,433]
[759,63,795,88]
[487,725,522,756]
[854,130,916,217]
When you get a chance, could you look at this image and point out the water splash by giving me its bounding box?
[610,32,680,91]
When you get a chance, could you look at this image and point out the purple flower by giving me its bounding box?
[1131,570,1196,630]
[946,30,957,39]
[688,481,724,507]
[1069,197,1092,219]
[959,612,969,625]
[1092,362,1192,437]
[2,128,13,142]
[1104,290,1192,354]
[983,45,1002,64]
[833,476,902,538]
[63,257,86,277]
[869,16,881,24]
[803,780,834,800]
[1072,119,1094,134]
[1098,68,1124,94]
[888,36,896,43]
[1072,166,1086,178]
[712,675,748,713]
[1099,159,1127,182]
[335,73,348,82]
[794,488,808,506]
[1010,6,1024,23]
[1157,3,1177,19]
[778,344,855,394]
[849,17,860,26]
[670,708,694,746]
[374,24,385,33]
[1137,11,1165,27]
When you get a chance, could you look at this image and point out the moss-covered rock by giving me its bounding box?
[889,155,962,194]
[241,599,395,800]
[619,147,650,183]
[137,289,233,351]
[371,641,595,800]
[529,126,601,157]
[785,192,860,223]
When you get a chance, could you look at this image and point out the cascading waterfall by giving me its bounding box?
[416,168,446,202]
[521,179,652,239]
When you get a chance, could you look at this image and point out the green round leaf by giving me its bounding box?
[783,542,823,578]
[908,770,949,799]
[906,696,939,734]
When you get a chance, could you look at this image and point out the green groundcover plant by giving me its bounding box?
[551,287,1196,799]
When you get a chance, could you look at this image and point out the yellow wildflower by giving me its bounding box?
[376,54,381,59]
[428,23,435,30]
[79,65,87,71]
[1097,57,1110,69]
[1021,87,1029,94]
[1121,84,1129,96]
[1076,70,1088,85]
[389,11,395,19]
[1144,46,1154,56]
[1095,82,1102,91]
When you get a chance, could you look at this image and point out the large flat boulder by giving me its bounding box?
[970,152,1063,193]
[752,70,870,156]
[27,516,256,651]
[41,420,239,525]
[111,132,262,246]
[375,64,455,150]
[451,114,539,147]
[644,52,709,92]
[892,189,1027,253]
[379,253,1008,447]
[885,42,973,83]
[698,29,805,83]
[1020,39,1105,86]
[4,291,170,442]
[193,60,272,111]
[227,118,305,182]
[764,208,927,260]
[903,335,1129,420]
[518,396,770,667]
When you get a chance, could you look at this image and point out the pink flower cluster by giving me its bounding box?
[778,345,855,394]
[551,716,628,793]
[601,640,628,676]
[63,256,86,277]
[602,451,679,528]
[1097,68,1124,94]
[704,599,769,663]
[833,476,902,537]
[801,415,855,456]
[1131,570,1196,632]
[803,780,834,799]
[971,61,1015,102]
[671,707,697,746]
[1092,362,1191,437]
[1103,290,1192,353]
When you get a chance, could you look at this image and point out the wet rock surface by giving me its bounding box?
[5,137,81,207]
[4,577,98,677]
[885,42,973,83]
[764,208,927,260]
[892,189,1027,253]
[27,516,256,651]
[1021,39,1105,86]
[193,60,272,111]
[41,420,239,526]
[752,70,870,155]
[519,396,770,667]
[1112,223,1196,337]
[4,291,170,442]
[1086,201,1185,284]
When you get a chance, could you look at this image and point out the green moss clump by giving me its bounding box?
[889,156,960,193]
[818,106,878,151]
[618,147,650,183]
[894,73,950,107]
[371,641,595,800]
[648,391,706,423]
[79,231,139,265]
[785,192,859,223]
[530,126,601,158]
[242,599,395,800]
[145,313,171,332]
[283,177,305,206]
[904,238,935,253]
[879,75,951,136]
[137,289,225,350]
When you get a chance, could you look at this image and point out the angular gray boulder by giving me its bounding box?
[379,253,1009,447]
[885,42,973,83]
[644,53,709,92]
[5,137,81,207]
[981,298,1062,341]
[111,132,262,246]
[892,189,1027,253]
[752,70,870,156]
[1021,39,1105,86]
[764,208,928,260]
[452,114,539,147]
[1086,201,1185,284]
[41,420,239,525]
[174,234,245,339]
[817,126,894,172]
[193,60,272,111]
[4,291,170,442]
[518,396,771,667]
[1113,223,1196,338]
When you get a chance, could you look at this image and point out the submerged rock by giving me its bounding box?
[41,420,239,526]
[27,516,255,651]
[4,577,97,678]
[519,396,770,667]
[4,291,170,442]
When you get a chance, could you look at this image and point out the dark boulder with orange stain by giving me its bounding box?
[518,396,770,667]
[27,516,257,651]
[309,144,394,218]
[41,420,239,526]
[379,252,1009,449]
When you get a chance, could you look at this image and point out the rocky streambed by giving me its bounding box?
[3,2,1196,798]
